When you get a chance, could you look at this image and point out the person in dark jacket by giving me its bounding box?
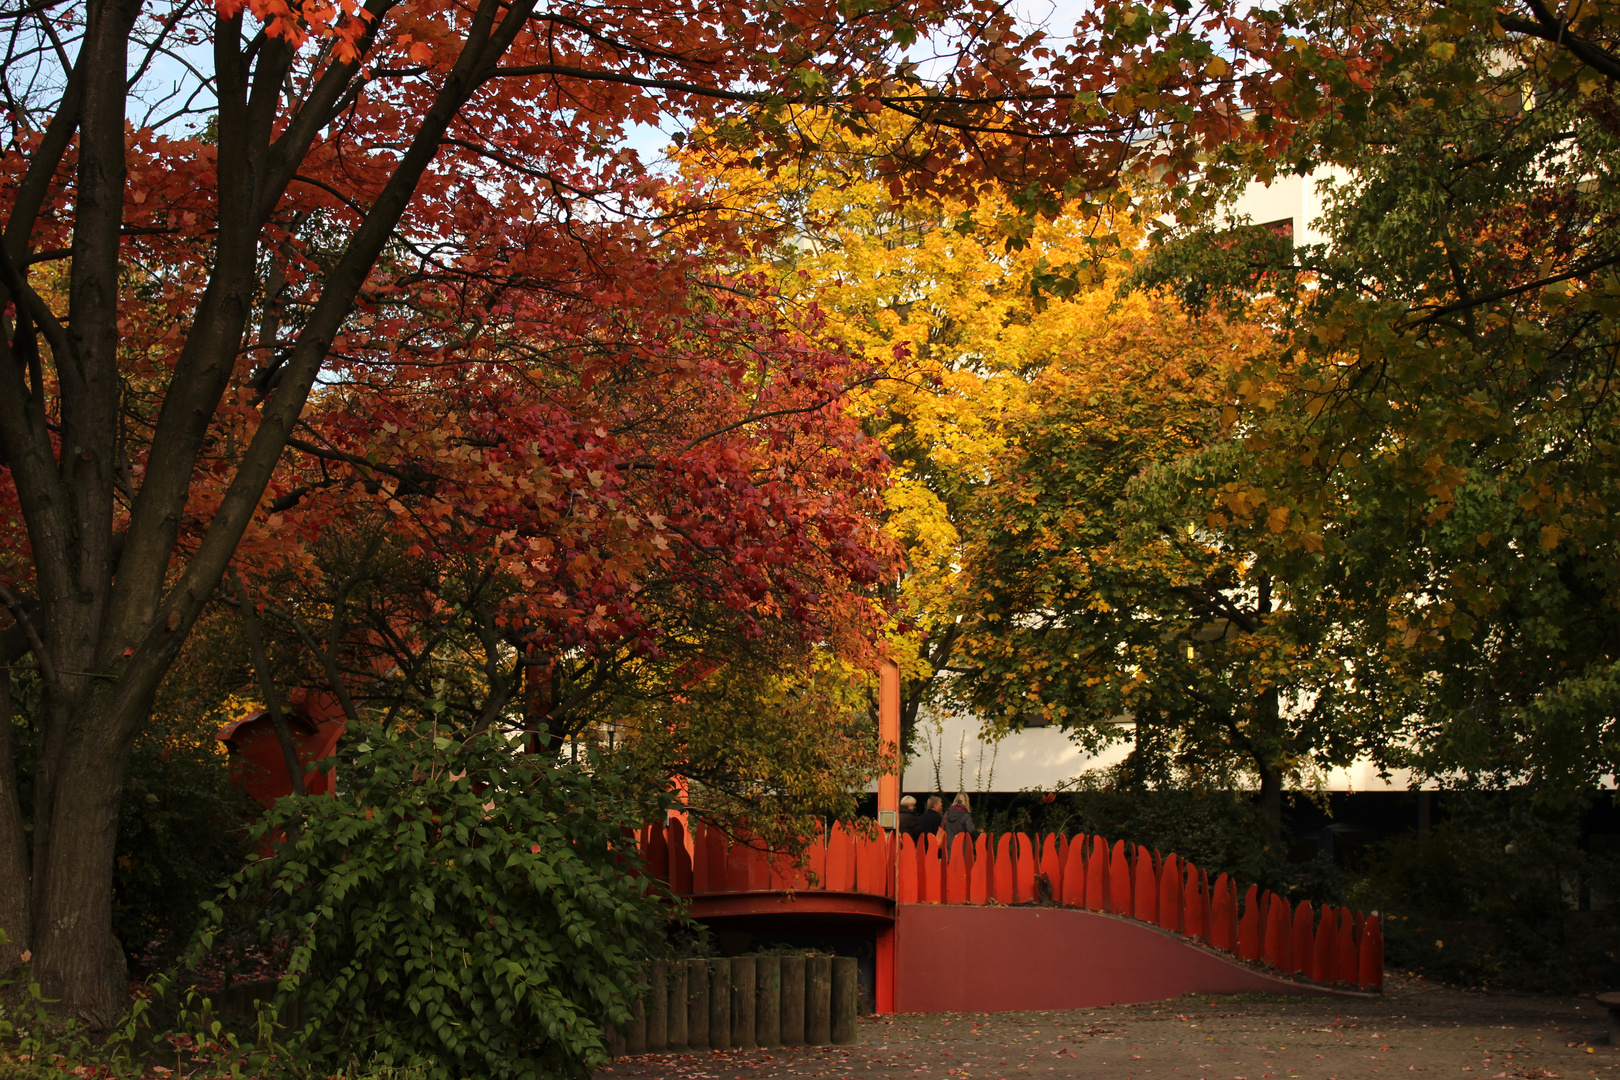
[916,796,943,839]
[897,795,920,840]
[942,792,977,856]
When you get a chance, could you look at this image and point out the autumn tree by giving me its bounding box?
[681,116,1172,754]
[226,274,899,848]
[0,0,1375,1022]
[1137,0,1620,806]
[945,283,1394,841]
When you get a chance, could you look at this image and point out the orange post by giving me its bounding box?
[897,834,919,902]
[1014,833,1037,904]
[1134,848,1159,924]
[878,660,901,831]
[1108,840,1132,916]
[876,923,897,1014]
[1086,836,1109,912]
[1237,884,1262,961]
[1061,837,1086,907]
[1291,901,1315,976]
[1312,906,1338,984]
[1263,893,1292,972]
[993,833,1015,904]
[1337,909,1359,986]
[1209,873,1234,951]
[970,834,991,905]
[1358,913,1384,993]
[1157,852,1182,932]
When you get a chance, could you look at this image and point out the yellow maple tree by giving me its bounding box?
[677,113,1179,743]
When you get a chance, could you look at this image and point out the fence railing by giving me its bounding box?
[634,820,1384,992]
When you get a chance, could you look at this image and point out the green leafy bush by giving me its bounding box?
[1347,793,1620,993]
[187,722,670,1080]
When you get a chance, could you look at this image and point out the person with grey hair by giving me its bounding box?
[917,795,944,840]
[897,795,921,840]
[942,791,977,856]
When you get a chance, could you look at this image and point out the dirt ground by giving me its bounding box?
[594,975,1619,1080]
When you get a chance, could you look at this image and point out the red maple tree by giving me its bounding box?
[0,0,1374,1022]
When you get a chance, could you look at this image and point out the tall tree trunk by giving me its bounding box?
[0,665,30,969]
[24,0,143,1024]
[0,0,536,1025]
[30,681,144,1026]
[1254,750,1283,848]
[1251,573,1284,847]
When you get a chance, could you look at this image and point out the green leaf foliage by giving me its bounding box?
[1136,9,1620,806]
[188,723,670,1080]
[949,290,1391,835]
[1350,793,1620,994]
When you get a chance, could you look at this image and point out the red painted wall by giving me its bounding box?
[894,905,1343,1014]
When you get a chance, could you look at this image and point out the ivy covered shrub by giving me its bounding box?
[189,722,669,1080]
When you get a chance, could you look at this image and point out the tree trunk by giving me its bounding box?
[0,666,30,969]
[1251,574,1284,848]
[1255,752,1283,849]
[29,683,144,1026]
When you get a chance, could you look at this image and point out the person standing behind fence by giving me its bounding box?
[917,796,943,841]
[942,792,976,857]
[894,799,920,841]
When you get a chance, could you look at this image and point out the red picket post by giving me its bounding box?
[710,828,733,892]
[1312,906,1338,985]
[1224,875,1239,952]
[1358,913,1384,993]
[1337,907,1359,985]
[970,833,991,904]
[806,828,827,891]
[921,834,942,904]
[689,821,708,894]
[1062,835,1087,907]
[826,823,855,892]
[1041,834,1063,899]
[1290,900,1314,975]
[1086,836,1109,912]
[645,822,669,883]
[765,848,789,891]
[725,837,751,892]
[1133,846,1158,925]
[668,818,692,894]
[1209,874,1233,951]
[945,834,970,904]
[898,834,918,903]
[1263,893,1292,972]
[1237,884,1262,961]
[1158,852,1182,932]
[1109,840,1132,917]
[1014,833,1037,904]
[993,833,1015,905]
[855,832,885,895]
[1182,861,1206,941]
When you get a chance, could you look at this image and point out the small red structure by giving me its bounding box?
[216,690,346,807]
[636,818,1384,1013]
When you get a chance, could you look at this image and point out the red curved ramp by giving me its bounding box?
[895,904,1354,1014]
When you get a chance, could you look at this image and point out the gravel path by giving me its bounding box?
[595,977,1616,1080]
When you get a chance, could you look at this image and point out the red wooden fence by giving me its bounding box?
[636,819,1383,993]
